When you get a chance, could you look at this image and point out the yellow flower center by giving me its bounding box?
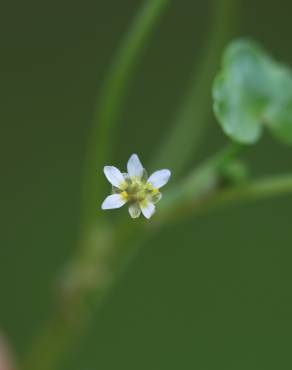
[120,191,129,201]
[116,178,159,204]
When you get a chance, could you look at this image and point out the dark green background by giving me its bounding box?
[2,0,292,369]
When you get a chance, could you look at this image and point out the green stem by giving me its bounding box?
[152,0,238,174]
[205,174,292,211]
[22,219,145,370]
[160,173,292,223]
[159,143,242,213]
[82,0,171,230]
[155,142,292,223]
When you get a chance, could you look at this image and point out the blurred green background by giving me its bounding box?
[2,0,292,369]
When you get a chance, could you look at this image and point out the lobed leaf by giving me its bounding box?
[213,39,292,145]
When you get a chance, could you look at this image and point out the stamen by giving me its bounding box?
[120,191,129,201]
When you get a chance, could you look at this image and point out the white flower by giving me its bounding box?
[101,154,171,219]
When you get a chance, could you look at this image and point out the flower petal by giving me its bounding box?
[101,194,126,210]
[103,166,125,188]
[141,168,148,183]
[147,169,171,189]
[140,201,155,219]
[151,192,162,204]
[127,154,144,178]
[128,203,141,218]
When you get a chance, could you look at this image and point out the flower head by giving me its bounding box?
[101,154,171,219]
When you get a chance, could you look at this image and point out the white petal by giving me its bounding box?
[101,194,126,210]
[127,154,144,178]
[128,203,141,218]
[140,201,155,219]
[147,169,171,189]
[103,166,125,188]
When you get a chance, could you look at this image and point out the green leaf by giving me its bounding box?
[213,39,292,145]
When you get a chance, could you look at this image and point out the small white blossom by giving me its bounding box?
[101,154,171,219]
